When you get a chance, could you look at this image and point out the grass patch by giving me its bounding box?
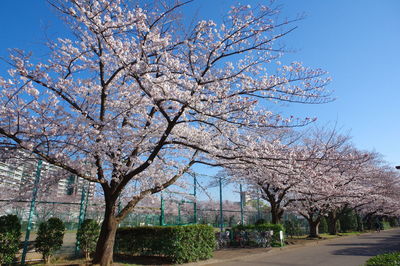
[287,231,365,241]
[365,252,400,265]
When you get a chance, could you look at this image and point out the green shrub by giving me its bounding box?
[35,217,65,264]
[115,224,215,264]
[233,223,285,246]
[284,220,302,237]
[339,209,358,232]
[365,252,400,265]
[319,217,328,234]
[255,219,267,225]
[388,217,399,227]
[382,221,391,230]
[0,214,21,264]
[76,219,100,260]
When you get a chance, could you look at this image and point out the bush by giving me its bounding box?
[35,217,65,264]
[255,219,267,225]
[115,224,215,264]
[319,217,328,234]
[233,223,285,246]
[0,215,21,264]
[76,219,100,260]
[388,217,399,228]
[365,252,400,265]
[382,221,391,230]
[339,209,358,232]
[284,220,302,237]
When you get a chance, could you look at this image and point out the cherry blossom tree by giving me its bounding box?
[0,0,331,264]
[355,165,400,226]
[222,131,302,224]
[320,149,390,234]
[322,150,375,235]
[226,127,378,236]
[288,129,373,237]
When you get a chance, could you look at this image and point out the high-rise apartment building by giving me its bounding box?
[0,148,95,201]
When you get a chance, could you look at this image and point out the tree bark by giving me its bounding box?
[327,211,338,235]
[92,201,118,266]
[271,203,279,224]
[270,202,284,224]
[308,219,320,238]
[356,212,363,232]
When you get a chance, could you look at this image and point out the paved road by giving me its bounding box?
[207,229,400,266]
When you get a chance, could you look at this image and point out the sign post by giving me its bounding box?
[279,230,284,247]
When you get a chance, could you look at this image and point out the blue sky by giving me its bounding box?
[190,0,400,166]
[1,1,400,201]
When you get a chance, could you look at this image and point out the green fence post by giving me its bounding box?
[21,159,42,265]
[84,184,90,220]
[178,201,182,224]
[160,192,165,226]
[219,176,223,232]
[193,174,197,224]
[240,184,244,225]
[75,186,86,255]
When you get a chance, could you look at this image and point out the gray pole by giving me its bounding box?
[21,159,43,265]
[240,184,244,225]
[193,174,197,224]
[219,176,223,232]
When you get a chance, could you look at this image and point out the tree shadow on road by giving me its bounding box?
[327,233,400,257]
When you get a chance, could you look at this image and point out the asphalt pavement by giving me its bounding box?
[192,228,400,266]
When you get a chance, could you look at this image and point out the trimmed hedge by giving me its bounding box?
[365,252,400,266]
[234,223,285,246]
[115,224,215,264]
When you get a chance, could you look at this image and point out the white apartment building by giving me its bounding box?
[0,148,95,202]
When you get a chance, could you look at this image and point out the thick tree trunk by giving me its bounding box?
[270,203,283,224]
[92,201,118,266]
[356,212,363,232]
[308,220,320,238]
[327,211,338,235]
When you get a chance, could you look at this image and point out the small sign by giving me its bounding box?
[279,230,284,247]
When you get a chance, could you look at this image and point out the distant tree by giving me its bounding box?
[290,129,371,238]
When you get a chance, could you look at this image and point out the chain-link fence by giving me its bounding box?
[0,155,310,263]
